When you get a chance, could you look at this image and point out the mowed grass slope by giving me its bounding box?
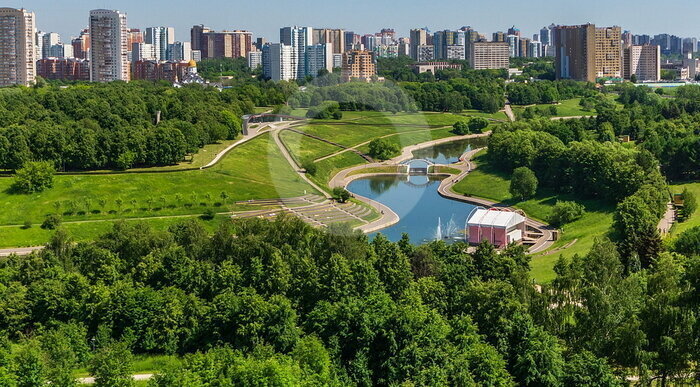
[452,151,615,283]
[0,134,315,230]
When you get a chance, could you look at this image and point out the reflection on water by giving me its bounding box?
[348,175,476,243]
[412,137,487,164]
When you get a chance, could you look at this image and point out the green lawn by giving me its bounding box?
[670,181,700,236]
[512,98,594,118]
[0,134,316,247]
[279,129,343,164]
[452,151,614,283]
[309,151,368,191]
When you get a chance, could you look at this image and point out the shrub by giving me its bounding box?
[22,220,32,230]
[12,161,55,194]
[368,138,400,160]
[302,160,318,176]
[453,121,470,135]
[201,208,216,220]
[332,187,351,203]
[41,214,62,230]
[548,201,585,227]
[306,101,342,120]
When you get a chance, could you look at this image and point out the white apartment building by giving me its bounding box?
[0,8,36,86]
[280,26,312,80]
[623,44,660,81]
[247,50,262,69]
[262,43,294,81]
[90,9,130,82]
[145,26,175,60]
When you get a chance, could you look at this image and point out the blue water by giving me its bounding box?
[348,175,477,243]
[347,137,488,243]
[411,137,487,164]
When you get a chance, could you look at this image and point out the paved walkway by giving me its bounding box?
[78,374,153,384]
[658,202,675,235]
[503,103,516,122]
[550,115,597,121]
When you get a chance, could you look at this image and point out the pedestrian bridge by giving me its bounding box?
[401,159,434,175]
[242,113,306,134]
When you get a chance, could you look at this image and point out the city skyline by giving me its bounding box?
[11,0,700,44]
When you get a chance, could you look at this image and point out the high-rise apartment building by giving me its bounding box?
[594,26,622,79]
[145,27,174,60]
[280,26,313,79]
[190,25,210,51]
[409,28,428,60]
[167,41,191,61]
[470,42,509,70]
[247,50,262,69]
[306,44,333,76]
[492,31,506,43]
[312,28,344,54]
[554,24,596,82]
[341,50,375,82]
[89,9,130,82]
[131,42,156,63]
[506,35,519,57]
[262,43,294,81]
[41,32,60,58]
[623,44,660,81]
[71,29,90,59]
[0,7,36,86]
[201,30,252,59]
[416,44,434,62]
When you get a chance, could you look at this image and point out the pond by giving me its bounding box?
[348,175,477,243]
[346,137,487,243]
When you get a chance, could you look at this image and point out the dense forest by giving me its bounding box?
[0,79,301,172]
[0,217,697,385]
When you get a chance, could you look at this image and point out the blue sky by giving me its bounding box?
[11,0,700,42]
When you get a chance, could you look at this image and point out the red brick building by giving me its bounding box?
[36,58,90,81]
[132,60,192,83]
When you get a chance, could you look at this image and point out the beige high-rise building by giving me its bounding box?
[410,28,428,60]
[89,9,129,82]
[312,29,345,54]
[341,50,375,82]
[595,26,622,79]
[624,44,660,81]
[0,8,36,86]
[470,42,510,70]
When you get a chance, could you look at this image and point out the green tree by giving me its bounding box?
[41,214,62,230]
[468,117,489,133]
[89,341,134,387]
[302,160,318,176]
[12,341,45,387]
[513,324,564,386]
[368,138,400,160]
[510,167,538,200]
[452,120,470,135]
[12,161,55,194]
[682,188,696,220]
[563,351,622,386]
[220,191,229,204]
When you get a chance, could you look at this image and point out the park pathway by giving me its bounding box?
[658,202,675,235]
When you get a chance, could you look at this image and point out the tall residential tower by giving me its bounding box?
[0,7,36,86]
[89,9,129,82]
